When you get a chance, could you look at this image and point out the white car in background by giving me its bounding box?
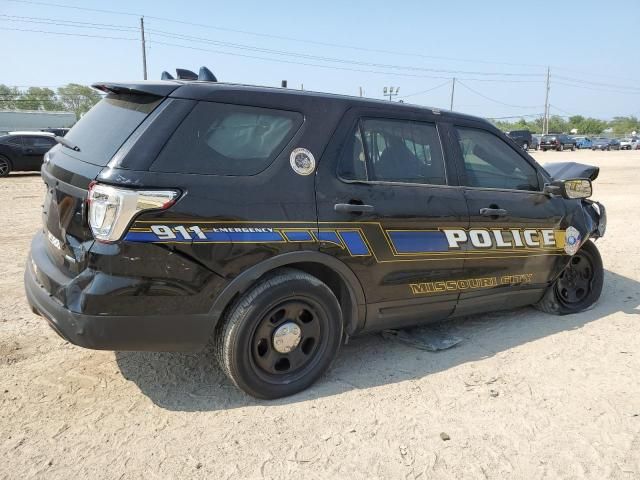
[620,138,634,150]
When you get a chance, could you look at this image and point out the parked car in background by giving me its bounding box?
[506,130,533,150]
[530,135,540,150]
[40,128,70,137]
[540,134,577,151]
[574,136,593,149]
[619,138,637,150]
[0,131,57,177]
[592,138,621,151]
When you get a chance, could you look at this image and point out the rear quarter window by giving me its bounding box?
[151,102,303,176]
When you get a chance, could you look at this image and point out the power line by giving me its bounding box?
[398,81,451,99]
[0,26,138,41]
[456,81,541,109]
[554,80,640,96]
[0,14,545,78]
[554,75,640,92]
[2,0,549,70]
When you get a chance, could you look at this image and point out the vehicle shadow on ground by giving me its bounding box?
[8,172,41,178]
[115,269,640,412]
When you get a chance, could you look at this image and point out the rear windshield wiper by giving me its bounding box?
[55,136,81,152]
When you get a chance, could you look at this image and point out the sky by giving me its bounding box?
[1,0,639,120]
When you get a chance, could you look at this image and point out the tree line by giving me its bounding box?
[493,115,640,136]
[0,84,102,120]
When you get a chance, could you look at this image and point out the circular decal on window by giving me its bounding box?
[564,226,581,256]
[290,148,316,176]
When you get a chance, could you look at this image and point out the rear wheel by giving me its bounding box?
[571,144,576,151]
[522,142,529,151]
[0,156,11,177]
[215,268,343,399]
[535,240,603,315]
[559,144,564,151]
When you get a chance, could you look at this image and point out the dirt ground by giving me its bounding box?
[1,149,639,479]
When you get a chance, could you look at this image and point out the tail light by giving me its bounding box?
[88,183,179,242]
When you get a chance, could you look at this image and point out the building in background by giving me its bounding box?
[0,110,76,134]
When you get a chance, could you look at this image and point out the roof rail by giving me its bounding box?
[160,66,218,82]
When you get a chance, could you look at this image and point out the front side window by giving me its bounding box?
[456,127,539,191]
[338,118,446,185]
[152,102,302,175]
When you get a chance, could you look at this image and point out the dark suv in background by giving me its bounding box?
[540,134,577,152]
[506,130,533,150]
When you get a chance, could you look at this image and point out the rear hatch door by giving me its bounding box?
[40,92,165,276]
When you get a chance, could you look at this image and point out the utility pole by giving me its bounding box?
[140,17,148,80]
[543,66,550,134]
[450,77,456,111]
[359,86,363,97]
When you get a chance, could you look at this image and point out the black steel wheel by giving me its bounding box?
[215,268,342,399]
[536,240,603,315]
[0,156,11,177]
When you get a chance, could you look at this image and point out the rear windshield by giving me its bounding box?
[542,135,557,141]
[151,102,303,176]
[62,94,162,166]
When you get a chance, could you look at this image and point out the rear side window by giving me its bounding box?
[63,94,162,166]
[338,118,446,185]
[151,102,302,175]
[23,136,56,148]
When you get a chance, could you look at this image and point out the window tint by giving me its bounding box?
[23,136,56,148]
[456,127,539,191]
[63,94,162,166]
[6,136,22,146]
[341,118,445,185]
[152,102,302,176]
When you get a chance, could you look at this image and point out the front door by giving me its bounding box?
[449,123,568,316]
[315,109,468,331]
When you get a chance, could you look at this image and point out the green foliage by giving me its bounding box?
[608,116,640,136]
[0,83,101,118]
[492,114,610,135]
[56,84,102,119]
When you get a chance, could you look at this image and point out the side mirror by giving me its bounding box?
[544,178,592,199]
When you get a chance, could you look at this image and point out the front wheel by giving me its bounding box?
[215,268,343,399]
[522,142,529,151]
[0,156,11,177]
[535,240,603,315]
[571,144,576,151]
[559,144,564,151]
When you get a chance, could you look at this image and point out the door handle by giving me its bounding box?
[479,207,508,217]
[334,203,375,214]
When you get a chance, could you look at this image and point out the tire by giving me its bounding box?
[559,144,564,151]
[522,142,529,151]
[0,156,11,177]
[215,268,343,399]
[535,240,603,315]
[571,144,576,151]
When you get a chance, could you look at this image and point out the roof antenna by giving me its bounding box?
[175,68,198,80]
[161,71,175,80]
[198,66,217,82]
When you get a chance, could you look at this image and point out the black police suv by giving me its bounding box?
[0,132,58,177]
[25,71,607,398]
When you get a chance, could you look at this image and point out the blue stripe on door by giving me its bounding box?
[387,231,449,253]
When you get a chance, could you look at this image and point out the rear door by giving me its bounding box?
[449,122,567,315]
[315,108,468,331]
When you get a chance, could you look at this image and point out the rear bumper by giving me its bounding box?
[25,246,214,352]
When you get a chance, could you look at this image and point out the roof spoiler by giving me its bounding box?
[161,66,218,82]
